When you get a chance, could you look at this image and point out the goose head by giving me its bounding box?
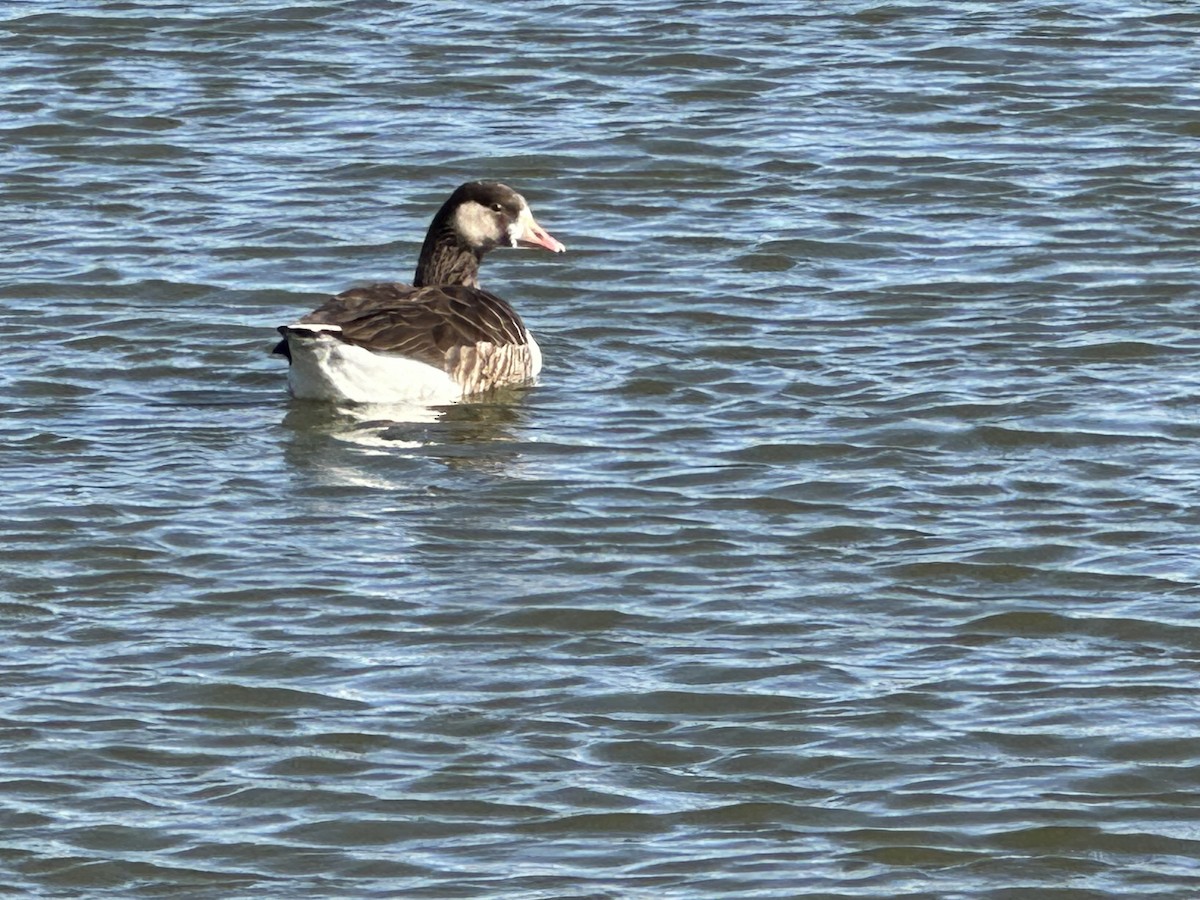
[449,181,566,255]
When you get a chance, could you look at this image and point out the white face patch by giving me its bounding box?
[509,201,566,252]
[507,200,533,247]
[453,200,504,248]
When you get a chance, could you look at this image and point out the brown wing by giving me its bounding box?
[296,282,530,372]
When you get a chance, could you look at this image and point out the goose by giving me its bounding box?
[273,181,565,404]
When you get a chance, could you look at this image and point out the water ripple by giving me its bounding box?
[1,1,1199,897]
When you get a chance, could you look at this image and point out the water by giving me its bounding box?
[2,2,1199,897]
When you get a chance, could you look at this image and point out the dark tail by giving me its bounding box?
[272,326,292,362]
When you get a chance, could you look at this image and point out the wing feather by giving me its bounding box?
[293,283,531,374]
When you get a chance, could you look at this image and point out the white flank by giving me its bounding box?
[285,331,462,405]
[526,330,543,378]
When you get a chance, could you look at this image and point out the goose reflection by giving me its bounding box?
[279,387,536,487]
